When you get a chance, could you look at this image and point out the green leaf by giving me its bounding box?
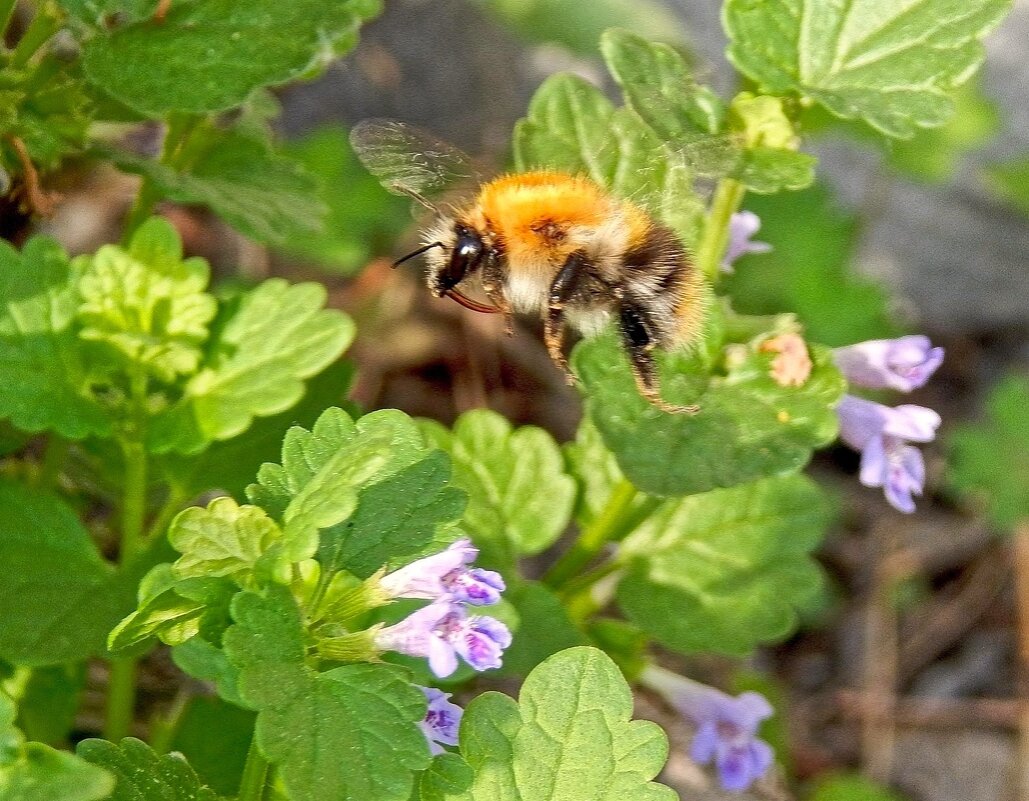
[728,93,816,192]
[82,0,381,116]
[280,126,408,274]
[170,498,284,583]
[574,332,845,496]
[447,647,675,801]
[15,663,86,746]
[495,582,587,678]
[74,217,217,383]
[171,637,243,708]
[320,450,466,579]
[148,279,354,454]
[477,0,683,56]
[170,697,255,798]
[723,0,1011,138]
[57,0,158,26]
[421,410,575,564]
[157,359,354,501]
[76,737,223,800]
[0,746,114,801]
[0,692,114,801]
[884,78,999,181]
[416,753,474,801]
[0,481,131,665]
[985,155,1029,217]
[617,475,832,655]
[106,123,326,247]
[600,30,814,192]
[247,407,454,575]
[0,236,110,439]
[513,73,704,245]
[722,183,899,346]
[223,587,430,801]
[948,374,1029,530]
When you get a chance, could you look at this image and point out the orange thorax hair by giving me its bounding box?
[464,171,650,266]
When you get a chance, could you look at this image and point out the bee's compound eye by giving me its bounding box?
[439,228,485,291]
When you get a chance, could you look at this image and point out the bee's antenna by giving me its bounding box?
[393,241,445,268]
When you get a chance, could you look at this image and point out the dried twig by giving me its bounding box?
[1013,523,1029,799]
[861,525,904,784]
[837,690,1020,729]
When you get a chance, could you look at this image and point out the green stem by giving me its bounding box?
[238,734,270,801]
[119,439,148,562]
[146,485,187,541]
[121,114,197,243]
[104,370,149,742]
[543,479,640,589]
[10,5,62,67]
[149,688,192,755]
[103,659,137,742]
[695,177,746,284]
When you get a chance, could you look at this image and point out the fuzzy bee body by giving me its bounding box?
[350,121,706,413]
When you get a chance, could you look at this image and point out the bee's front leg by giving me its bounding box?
[480,250,513,334]
[619,303,698,415]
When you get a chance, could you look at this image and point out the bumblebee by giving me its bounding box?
[351,120,706,413]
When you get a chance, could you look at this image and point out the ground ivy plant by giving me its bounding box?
[0,0,1010,799]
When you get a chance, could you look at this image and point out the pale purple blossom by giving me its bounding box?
[642,666,774,792]
[722,211,772,272]
[379,538,505,606]
[837,395,941,513]
[417,686,462,755]
[375,600,511,678]
[834,336,944,393]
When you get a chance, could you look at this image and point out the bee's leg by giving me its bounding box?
[619,303,698,415]
[481,250,514,334]
[545,251,588,385]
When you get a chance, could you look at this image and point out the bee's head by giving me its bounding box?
[409,220,486,298]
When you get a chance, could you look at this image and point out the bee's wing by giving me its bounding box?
[350,119,480,210]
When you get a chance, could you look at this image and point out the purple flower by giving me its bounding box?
[837,395,941,513]
[642,666,774,793]
[722,211,772,272]
[375,601,511,678]
[379,538,505,606]
[834,336,944,393]
[417,686,462,755]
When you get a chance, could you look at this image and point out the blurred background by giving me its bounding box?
[37,1,1029,799]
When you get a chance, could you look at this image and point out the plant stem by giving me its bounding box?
[694,177,746,284]
[146,485,188,541]
[104,369,150,742]
[149,687,192,755]
[121,114,197,243]
[103,658,137,742]
[10,5,62,68]
[543,479,640,589]
[238,734,270,801]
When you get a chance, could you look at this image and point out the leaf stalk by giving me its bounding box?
[695,177,746,284]
[543,478,640,589]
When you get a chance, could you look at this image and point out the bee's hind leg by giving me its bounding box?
[545,251,591,385]
[619,303,698,415]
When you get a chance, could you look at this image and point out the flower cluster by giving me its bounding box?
[834,336,944,512]
[374,539,511,678]
[641,666,774,793]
